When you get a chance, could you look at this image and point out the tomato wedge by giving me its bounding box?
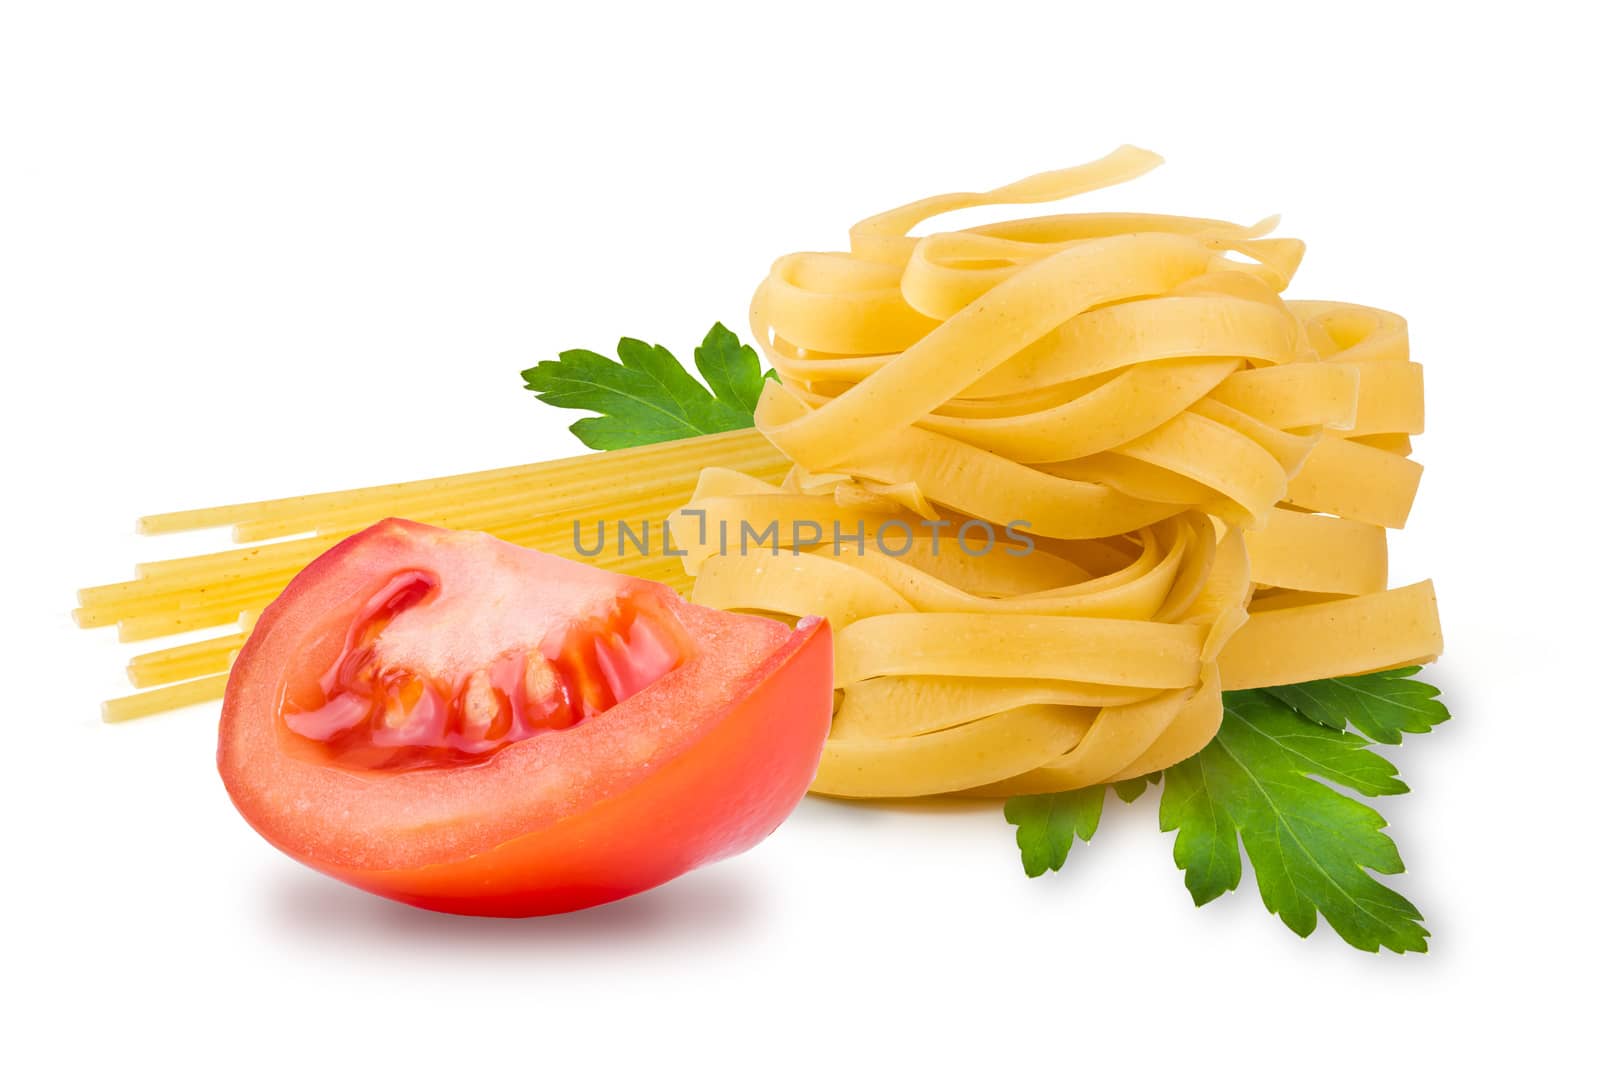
[218,519,832,916]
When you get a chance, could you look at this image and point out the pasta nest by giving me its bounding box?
[669,147,1441,798]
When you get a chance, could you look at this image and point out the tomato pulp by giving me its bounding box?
[218,519,832,916]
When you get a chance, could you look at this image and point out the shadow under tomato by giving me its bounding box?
[267,859,765,950]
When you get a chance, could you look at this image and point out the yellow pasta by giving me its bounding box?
[668,146,1441,797]
[77,430,789,718]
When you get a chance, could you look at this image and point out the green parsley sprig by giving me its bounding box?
[522,323,774,449]
[1007,669,1447,954]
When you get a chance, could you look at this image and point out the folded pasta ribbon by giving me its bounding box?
[673,146,1442,798]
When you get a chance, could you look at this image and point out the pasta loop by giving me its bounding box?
[675,148,1443,797]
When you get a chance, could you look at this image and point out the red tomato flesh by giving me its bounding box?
[218,519,832,916]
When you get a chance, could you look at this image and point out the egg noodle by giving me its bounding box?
[77,147,1440,801]
[673,146,1440,797]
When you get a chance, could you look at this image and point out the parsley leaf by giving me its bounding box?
[521,323,772,450]
[1112,772,1162,804]
[1005,772,1159,876]
[1260,666,1448,744]
[694,321,777,413]
[1005,788,1105,877]
[1160,687,1430,953]
[1006,672,1447,954]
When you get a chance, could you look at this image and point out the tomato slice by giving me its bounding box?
[218,519,832,916]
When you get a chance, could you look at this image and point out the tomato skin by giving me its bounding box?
[217,519,833,917]
[320,617,831,916]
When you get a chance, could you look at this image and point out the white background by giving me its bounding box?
[3,1,1593,1062]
